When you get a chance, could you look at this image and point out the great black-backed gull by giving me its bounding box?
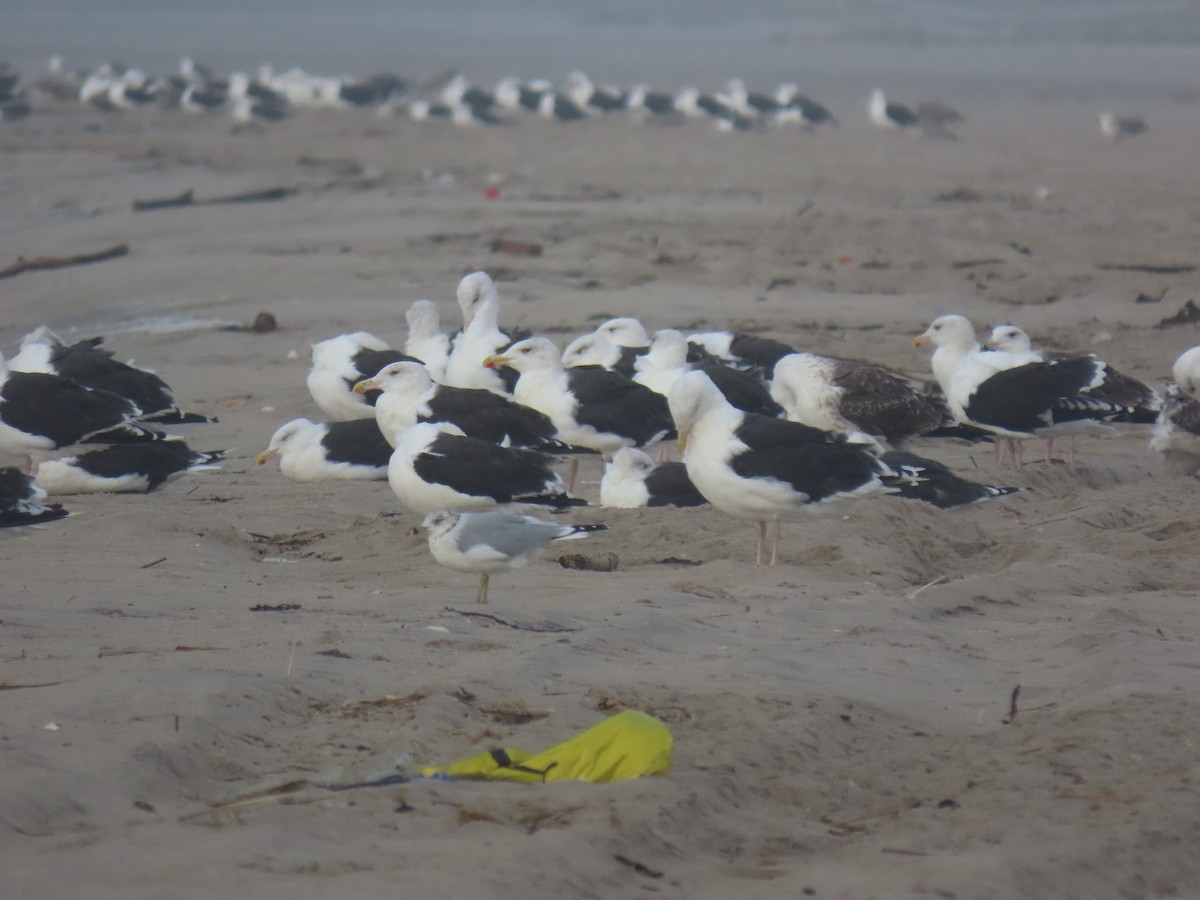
[625,84,677,117]
[36,442,223,494]
[668,370,903,565]
[422,508,606,604]
[915,314,1130,466]
[494,77,552,113]
[869,89,919,129]
[484,338,674,455]
[770,352,944,443]
[404,300,451,381]
[10,327,214,424]
[685,330,796,376]
[389,421,584,515]
[630,329,782,416]
[561,333,645,378]
[353,361,571,451]
[1100,112,1147,140]
[257,417,392,482]
[538,91,588,122]
[566,71,626,113]
[306,332,418,421]
[985,324,1160,423]
[1,350,164,458]
[878,450,1017,508]
[600,447,708,509]
[443,271,526,394]
[0,468,68,527]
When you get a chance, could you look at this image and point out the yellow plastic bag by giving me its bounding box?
[420,710,673,784]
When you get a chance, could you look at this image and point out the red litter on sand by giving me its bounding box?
[484,187,501,200]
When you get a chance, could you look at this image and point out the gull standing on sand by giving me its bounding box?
[869,89,919,130]
[914,315,1130,466]
[1099,112,1146,140]
[422,508,606,604]
[668,370,902,566]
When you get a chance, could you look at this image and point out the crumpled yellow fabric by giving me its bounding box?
[419,710,673,784]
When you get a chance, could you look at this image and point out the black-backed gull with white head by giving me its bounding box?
[1151,346,1200,472]
[668,369,903,565]
[600,447,708,509]
[353,361,571,451]
[36,442,223,494]
[561,332,645,378]
[422,507,606,604]
[306,332,419,421]
[389,421,583,515]
[869,89,919,130]
[1100,112,1146,140]
[257,417,392,482]
[915,315,1130,466]
[986,323,1160,424]
[484,337,674,456]
[685,330,797,376]
[770,352,944,444]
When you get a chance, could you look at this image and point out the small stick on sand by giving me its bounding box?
[0,243,129,280]
[1002,684,1021,724]
[905,574,948,600]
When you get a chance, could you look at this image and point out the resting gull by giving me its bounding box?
[36,442,223,494]
[1151,346,1200,472]
[353,361,572,451]
[770,352,944,443]
[422,508,606,604]
[985,324,1160,423]
[1,350,165,459]
[404,300,452,382]
[307,332,419,421]
[484,337,674,462]
[914,314,1130,466]
[668,370,904,566]
[599,447,708,509]
[388,421,584,515]
[443,271,526,394]
[257,417,392,482]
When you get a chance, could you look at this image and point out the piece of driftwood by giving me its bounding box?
[0,243,129,280]
[132,186,292,213]
[490,238,543,257]
[1156,299,1200,329]
[1098,263,1195,275]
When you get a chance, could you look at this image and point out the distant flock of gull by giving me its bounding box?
[0,55,1149,138]
[3,272,1197,599]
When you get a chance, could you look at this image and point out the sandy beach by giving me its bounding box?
[3,77,1200,899]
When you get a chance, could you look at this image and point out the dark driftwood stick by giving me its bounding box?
[132,186,292,213]
[0,243,129,280]
[1098,263,1196,274]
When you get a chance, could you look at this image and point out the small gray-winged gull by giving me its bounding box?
[422,508,606,603]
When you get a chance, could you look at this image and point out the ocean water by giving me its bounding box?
[4,0,1200,101]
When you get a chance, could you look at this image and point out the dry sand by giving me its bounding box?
[2,100,1200,899]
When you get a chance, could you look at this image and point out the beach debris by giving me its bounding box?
[249,602,301,612]
[446,607,579,633]
[1156,299,1200,329]
[131,186,292,212]
[557,552,619,571]
[140,556,167,569]
[419,710,673,784]
[1002,684,1021,724]
[614,855,663,879]
[0,681,67,692]
[0,243,129,280]
[490,238,543,257]
[1098,263,1196,275]
[252,312,278,333]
